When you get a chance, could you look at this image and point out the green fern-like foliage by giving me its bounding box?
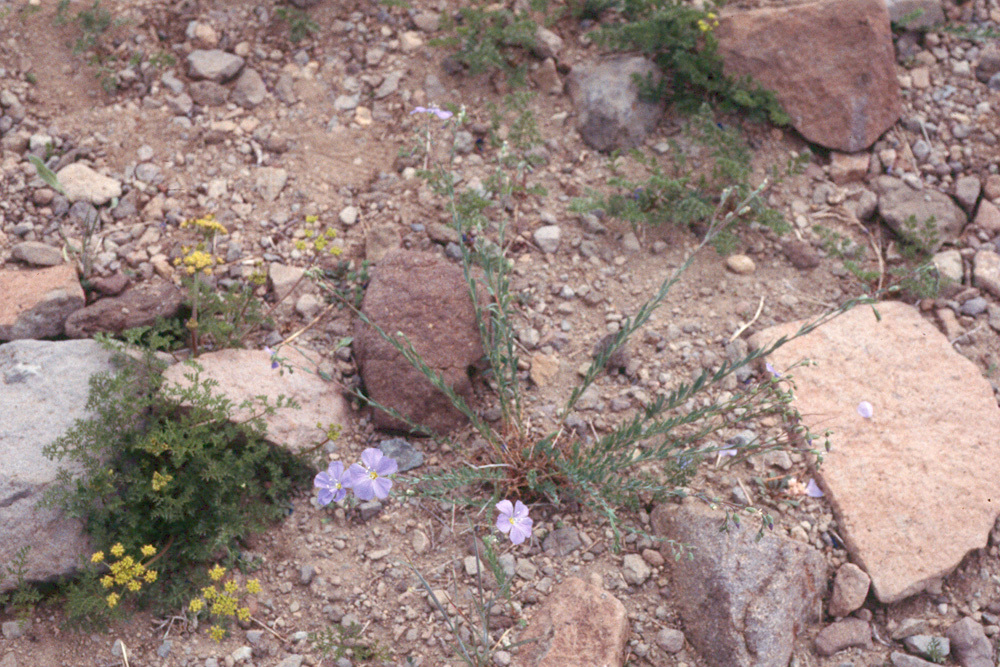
[596,0,790,124]
[432,1,539,82]
[43,338,311,610]
[573,105,789,251]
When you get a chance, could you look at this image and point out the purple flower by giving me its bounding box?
[805,478,824,498]
[315,461,350,506]
[347,448,398,500]
[495,499,532,545]
[765,362,781,379]
[857,401,874,419]
[411,105,453,120]
[264,346,279,370]
[717,448,738,458]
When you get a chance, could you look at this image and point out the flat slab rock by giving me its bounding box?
[752,301,1000,603]
[0,339,114,590]
[162,346,351,453]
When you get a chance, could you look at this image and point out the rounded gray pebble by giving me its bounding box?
[961,297,988,316]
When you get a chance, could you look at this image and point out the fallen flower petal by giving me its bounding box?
[410,105,453,120]
[857,401,874,419]
[805,478,824,498]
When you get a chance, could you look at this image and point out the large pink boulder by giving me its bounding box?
[753,302,1000,603]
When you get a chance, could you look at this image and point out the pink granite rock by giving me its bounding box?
[715,0,900,152]
[162,346,351,453]
[515,576,628,667]
[0,264,85,340]
[752,302,1000,603]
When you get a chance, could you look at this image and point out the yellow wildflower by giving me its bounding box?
[101,575,114,589]
[145,569,158,583]
[305,214,319,224]
[209,625,226,642]
[237,607,251,623]
[208,564,226,581]
[151,471,173,492]
[91,551,105,564]
[189,598,205,613]
[110,543,124,558]
[246,579,261,595]
[140,544,156,558]
[182,250,214,274]
[107,592,120,609]
[127,580,142,592]
[202,585,217,600]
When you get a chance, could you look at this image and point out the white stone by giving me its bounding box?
[973,250,1000,298]
[533,225,561,253]
[399,31,424,52]
[932,248,964,284]
[55,163,122,205]
[725,254,756,274]
[339,205,359,226]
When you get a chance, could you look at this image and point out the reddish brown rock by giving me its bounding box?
[162,346,350,453]
[0,264,85,340]
[64,281,184,338]
[752,302,1000,603]
[829,152,871,185]
[354,250,485,434]
[815,619,873,656]
[515,577,628,667]
[90,270,129,296]
[716,0,900,152]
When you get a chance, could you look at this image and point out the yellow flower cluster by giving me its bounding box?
[151,470,173,492]
[293,216,343,257]
[697,12,719,32]
[181,213,228,236]
[90,543,158,609]
[187,566,261,643]
[174,248,222,276]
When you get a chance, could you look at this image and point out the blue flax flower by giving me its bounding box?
[496,499,532,545]
[315,461,350,506]
[411,106,453,120]
[347,448,398,500]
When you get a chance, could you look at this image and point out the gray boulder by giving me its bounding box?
[567,56,663,153]
[651,502,826,667]
[877,176,967,252]
[186,49,244,82]
[0,339,116,591]
[947,617,994,667]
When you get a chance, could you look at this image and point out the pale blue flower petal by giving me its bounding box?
[805,478,824,498]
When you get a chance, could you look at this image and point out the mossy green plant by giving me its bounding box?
[43,334,312,614]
